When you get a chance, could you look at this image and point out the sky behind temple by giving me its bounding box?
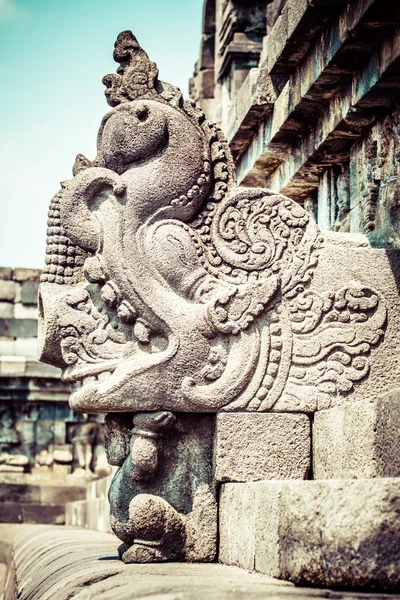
[0,0,204,268]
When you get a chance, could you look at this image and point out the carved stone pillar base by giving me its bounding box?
[106,412,217,563]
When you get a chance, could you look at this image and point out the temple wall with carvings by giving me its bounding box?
[190,0,400,245]
[0,267,109,483]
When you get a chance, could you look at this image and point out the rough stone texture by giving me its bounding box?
[20,281,39,305]
[107,413,217,563]
[313,390,400,479]
[0,481,86,524]
[4,525,398,600]
[37,33,395,421]
[191,0,400,250]
[35,27,400,571]
[214,413,310,482]
[220,479,400,591]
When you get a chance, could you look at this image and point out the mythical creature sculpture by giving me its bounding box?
[38,31,387,562]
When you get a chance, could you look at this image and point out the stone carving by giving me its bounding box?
[38,31,387,562]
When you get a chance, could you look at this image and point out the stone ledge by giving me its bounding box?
[1,525,295,600]
[2,524,398,600]
[220,478,400,591]
[263,0,347,76]
[226,68,277,160]
[237,0,400,199]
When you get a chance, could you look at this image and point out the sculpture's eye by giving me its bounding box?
[137,106,149,122]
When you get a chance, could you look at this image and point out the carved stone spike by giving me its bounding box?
[38,32,388,563]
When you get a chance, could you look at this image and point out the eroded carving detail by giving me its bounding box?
[38,31,387,562]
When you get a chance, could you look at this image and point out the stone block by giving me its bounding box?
[65,499,87,528]
[0,318,37,338]
[196,69,215,99]
[0,302,13,318]
[0,483,41,503]
[86,474,113,500]
[0,339,15,354]
[0,503,22,523]
[22,503,65,524]
[266,8,288,73]
[279,478,400,591]
[14,303,38,319]
[0,281,15,302]
[219,483,256,571]
[53,463,71,480]
[313,391,400,479]
[219,478,400,591]
[14,337,38,357]
[214,413,310,482]
[0,355,26,376]
[13,268,41,282]
[85,497,111,533]
[20,281,39,306]
[40,485,86,505]
[25,360,60,378]
[0,267,12,280]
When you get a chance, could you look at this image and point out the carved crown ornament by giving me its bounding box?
[38,31,387,415]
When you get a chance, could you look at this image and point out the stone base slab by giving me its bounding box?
[1,524,399,600]
[219,478,400,591]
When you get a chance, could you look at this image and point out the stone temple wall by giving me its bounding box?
[0,267,108,483]
[190,0,400,247]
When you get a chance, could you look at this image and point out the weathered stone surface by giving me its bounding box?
[107,413,217,563]
[214,413,310,482]
[21,503,66,524]
[4,524,399,600]
[0,281,15,302]
[313,390,400,479]
[0,267,12,280]
[220,479,400,591]
[0,318,37,338]
[40,485,86,504]
[12,268,42,282]
[14,303,38,319]
[36,26,399,569]
[0,303,13,319]
[20,281,39,306]
[0,483,41,504]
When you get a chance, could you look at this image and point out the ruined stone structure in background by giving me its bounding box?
[34,24,400,591]
[0,267,110,523]
[191,0,400,247]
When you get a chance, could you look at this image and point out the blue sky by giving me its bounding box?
[0,0,204,268]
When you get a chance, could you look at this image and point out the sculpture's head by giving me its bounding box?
[37,31,238,413]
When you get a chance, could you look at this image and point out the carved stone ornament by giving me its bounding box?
[38,31,387,562]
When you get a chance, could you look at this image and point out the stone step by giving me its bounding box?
[2,524,399,600]
[0,483,87,525]
[0,482,86,506]
[0,503,66,525]
[219,477,400,592]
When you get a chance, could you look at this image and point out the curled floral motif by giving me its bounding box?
[208,189,321,300]
[289,290,332,334]
[288,283,387,399]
